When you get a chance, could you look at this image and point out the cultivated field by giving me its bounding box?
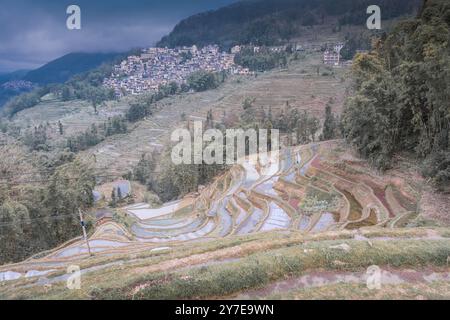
[1,141,449,299]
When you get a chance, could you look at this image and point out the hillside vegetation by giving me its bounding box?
[342,0,450,190]
[0,53,125,111]
[158,0,420,48]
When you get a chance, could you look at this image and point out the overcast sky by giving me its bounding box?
[0,0,239,73]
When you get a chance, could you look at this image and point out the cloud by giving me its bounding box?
[0,0,239,72]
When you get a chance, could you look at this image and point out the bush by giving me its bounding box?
[422,151,450,191]
[187,71,219,92]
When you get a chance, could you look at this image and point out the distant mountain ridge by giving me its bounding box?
[0,70,30,85]
[23,52,121,85]
[0,52,122,109]
[158,0,421,49]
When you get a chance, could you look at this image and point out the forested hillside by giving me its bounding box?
[342,0,450,190]
[158,0,420,48]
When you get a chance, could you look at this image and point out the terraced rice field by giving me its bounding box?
[0,140,424,287]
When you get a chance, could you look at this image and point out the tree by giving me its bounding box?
[0,201,30,263]
[110,188,117,207]
[187,71,219,92]
[206,109,214,129]
[58,121,64,135]
[133,153,156,185]
[240,98,257,124]
[342,0,450,187]
[23,125,48,151]
[61,86,72,101]
[322,102,337,140]
[307,115,320,142]
[127,101,151,122]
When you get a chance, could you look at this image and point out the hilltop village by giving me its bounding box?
[103,43,355,97]
[103,45,252,97]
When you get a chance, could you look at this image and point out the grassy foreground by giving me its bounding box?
[3,228,449,300]
[97,239,450,300]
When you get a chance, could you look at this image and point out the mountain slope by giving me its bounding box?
[23,52,121,85]
[157,0,421,48]
[0,71,33,108]
[0,70,30,85]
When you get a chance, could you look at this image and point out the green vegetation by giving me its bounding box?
[321,100,339,140]
[340,31,373,60]
[1,87,50,118]
[0,154,95,264]
[157,0,420,49]
[55,64,117,111]
[67,116,127,153]
[131,147,226,202]
[342,0,450,190]
[1,54,125,118]
[187,71,222,92]
[1,226,445,299]
[239,99,322,145]
[234,47,289,72]
[23,124,50,151]
[125,85,177,123]
[90,239,450,300]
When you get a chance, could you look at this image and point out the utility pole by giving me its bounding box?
[78,209,93,256]
[334,43,345,66]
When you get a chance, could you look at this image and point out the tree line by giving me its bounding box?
[126,71,224,123]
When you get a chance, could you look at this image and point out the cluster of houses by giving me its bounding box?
[103,41,357,96]
[1,80,33,91]
[103,45,251,97]
[322,43,345,66]
[231,45,292,54]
